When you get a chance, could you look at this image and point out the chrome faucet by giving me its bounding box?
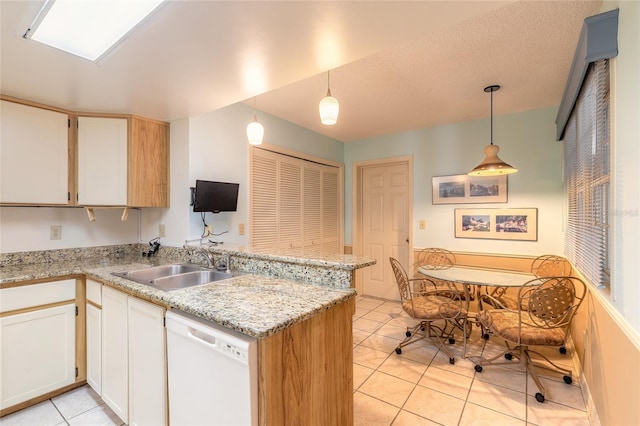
[221,252,231,274]
[196,249,215,268]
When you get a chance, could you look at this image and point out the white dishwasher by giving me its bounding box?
[166,310,258,426]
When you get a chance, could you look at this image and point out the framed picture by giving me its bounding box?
[432,174,507,204]
[454,208,538,241]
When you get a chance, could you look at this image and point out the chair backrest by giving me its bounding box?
[389,257,412,302]
[518,276,586,329]
[417,248,455,270]
[530,254,572,277]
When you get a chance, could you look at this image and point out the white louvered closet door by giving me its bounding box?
[303,166,322,254]
[279,161,303,249]
[321,168,340,254]
[250,148,342,255]
[251,152,278,251]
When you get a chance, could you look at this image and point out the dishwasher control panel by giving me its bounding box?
[216,339,249,364]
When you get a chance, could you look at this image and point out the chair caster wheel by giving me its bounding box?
[474,365,483,373]
[559,346,567,354]
[563,375,573,384]
[448,338,456,344]
[449,357,455,365]
[535,393,545,403]
[406,331,412,337]
[505,353,513,360]
[482,333,490,340]
[395,347,402,354]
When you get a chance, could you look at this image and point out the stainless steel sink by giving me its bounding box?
[111,263,237,291]
[149,270,233,291]
[112,263,205,282]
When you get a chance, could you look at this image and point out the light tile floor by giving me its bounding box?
[0,385,122,426]
[1,295,591,426]
[353,295,591,426]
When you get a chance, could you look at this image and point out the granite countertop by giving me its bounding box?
[0,255,357,339]
[184,243,376,270]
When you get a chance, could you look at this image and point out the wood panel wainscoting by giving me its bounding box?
[258,297,355,426]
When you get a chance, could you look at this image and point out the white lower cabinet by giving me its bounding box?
[0,280,77,410]
[95,283,167,425]
[101,286,129,423]
[128,297,167,426]
[86,303,102,394]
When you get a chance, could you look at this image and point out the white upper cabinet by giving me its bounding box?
[77,117,128,206]
[0,100,69,204]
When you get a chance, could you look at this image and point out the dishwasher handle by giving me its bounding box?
[187,327,217,347]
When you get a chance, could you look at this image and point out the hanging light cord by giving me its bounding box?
[489,89,493,145]
[326,71,332,96]
[253,96,258,120]
[484,85,500,146]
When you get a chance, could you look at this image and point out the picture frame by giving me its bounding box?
[432,174,507,204]
[454,208,538,241]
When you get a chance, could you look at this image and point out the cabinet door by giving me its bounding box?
[86,303,102,396]
[77,117,127,206]
[128,297,167,426]
[101,286,128,424]
[0,304,76,409]
[127,117,169,207]
[0,100,69,204]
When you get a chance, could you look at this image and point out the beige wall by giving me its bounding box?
[571,273,640,426]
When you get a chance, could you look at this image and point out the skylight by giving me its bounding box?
[25,0,165,62]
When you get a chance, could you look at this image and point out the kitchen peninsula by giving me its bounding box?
[0,243,375,425]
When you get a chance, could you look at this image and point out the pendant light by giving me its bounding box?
[468,85,518,176]
[319,70,339,125]
[246,97,264,145]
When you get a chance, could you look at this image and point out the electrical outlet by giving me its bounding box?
[205,225,213,236]
[238,223,245,235]
[50,225,62,240]
[419,219,426,230]
[159,224,166,237]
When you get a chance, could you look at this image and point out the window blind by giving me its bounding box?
[563,59,610,288]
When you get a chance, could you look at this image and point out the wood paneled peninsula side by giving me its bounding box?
[0,244,375,425]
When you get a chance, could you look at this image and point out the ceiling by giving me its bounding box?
[0,1,602,142]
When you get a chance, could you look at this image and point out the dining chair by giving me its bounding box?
[473,276,586,403]
[416,247,456,270]
[389,257,469,365]
[478,254,572,343]
[414,247,462,291]
[479,254,572,310]
[530,254,573,278]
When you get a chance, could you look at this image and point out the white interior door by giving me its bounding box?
[361,162,411,300]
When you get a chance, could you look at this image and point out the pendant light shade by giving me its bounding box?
[468,85,517,176]
[246,118,264,145]
[247,97,264,145]
[319,71,339,125]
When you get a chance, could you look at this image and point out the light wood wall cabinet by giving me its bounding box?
[77,116,169,207]
[0,96,169,208]
[0,280,77,411]
[0,99,70,205]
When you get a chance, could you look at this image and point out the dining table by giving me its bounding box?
[417,265,537,357]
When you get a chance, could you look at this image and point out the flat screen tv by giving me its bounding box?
[192,180,239,213]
